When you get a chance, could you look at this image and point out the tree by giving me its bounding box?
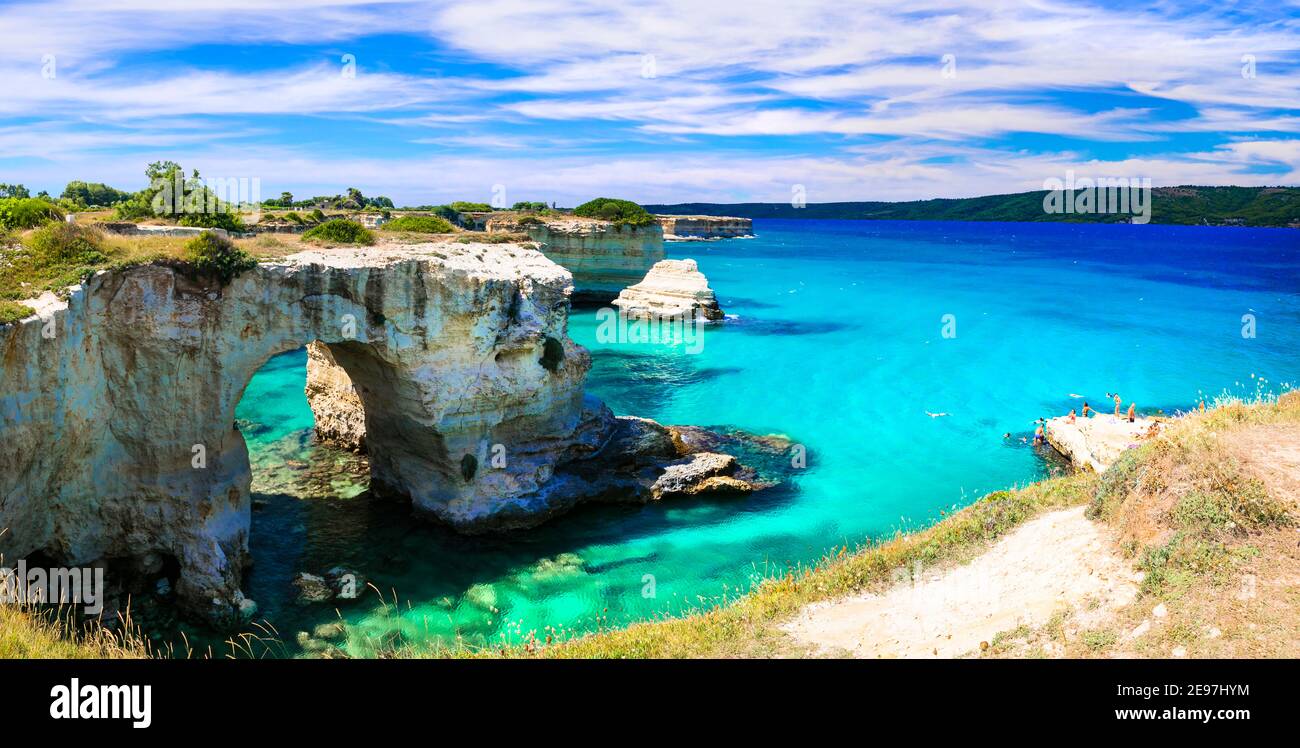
[345,187,365,209]
[0,183,30,199]
[279,191,294,205]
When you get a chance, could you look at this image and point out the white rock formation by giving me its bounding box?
[612,259,724,321]
[656,215,753,240]
[0,242,606,623]
[1044,414,1162,472]
[514,216,665,300]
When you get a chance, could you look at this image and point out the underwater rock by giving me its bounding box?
[612,259,725,321]
[313,621,346,641]
[293,573,334,605]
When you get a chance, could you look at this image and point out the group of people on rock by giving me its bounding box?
[1009,392,1141,448]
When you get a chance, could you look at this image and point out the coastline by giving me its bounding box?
[425,392,1298,659]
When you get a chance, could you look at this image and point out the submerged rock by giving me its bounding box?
[293,573,334,605]
[612,259,724,322]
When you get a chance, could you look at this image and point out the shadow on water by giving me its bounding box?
[721,317,858,336]
[588,348,743,412]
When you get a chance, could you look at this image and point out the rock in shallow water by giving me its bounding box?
[612,259,725,322]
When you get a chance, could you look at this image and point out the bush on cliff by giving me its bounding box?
[0,197,64,230]
[25,221,107,267]
[573,197,655,227]
[0,299,34,325]
[383,215,454,233]
[449,201,493,213]
[303,219,375,245]
[182,231,258,284]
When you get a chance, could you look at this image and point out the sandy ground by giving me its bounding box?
[1230,424,1300,510]
[782,506,1140,658]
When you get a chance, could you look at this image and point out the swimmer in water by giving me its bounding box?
[925,411,950,418]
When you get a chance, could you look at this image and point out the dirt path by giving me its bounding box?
[782,506,1141,658]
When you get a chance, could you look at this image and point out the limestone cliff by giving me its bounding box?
[304,342,367,452]
[0,240,761,626]
[0,242,601,623]
[485,215,665,301]
[612,259,724,321]
[656,215,753,240]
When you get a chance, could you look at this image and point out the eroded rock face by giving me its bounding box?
[656,215,753,240]
[519,217,665,301]
[305,342,367,452]
[0,242,600,623]
[612,259,724,321]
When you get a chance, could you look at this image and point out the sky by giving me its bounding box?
[1,0,1298,206]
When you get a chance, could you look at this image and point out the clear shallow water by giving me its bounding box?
[226,220,1298,657]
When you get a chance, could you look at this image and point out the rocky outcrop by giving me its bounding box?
[0,242,601,624]
[612,259,724,321]
[305,341,367,452]
[506,216,665,301]
[1,239,765,626]
[1044,415,1162,472]
[95,222,231,238]
[656,215,753,240]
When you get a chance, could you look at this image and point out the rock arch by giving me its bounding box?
[0,243,609,623]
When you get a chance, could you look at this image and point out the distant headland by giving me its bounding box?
[648,185,1300,228]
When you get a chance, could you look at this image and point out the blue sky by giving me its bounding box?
[2,0,1298,205]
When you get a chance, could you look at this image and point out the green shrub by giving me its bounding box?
[309,209,326,223]
[383,215,454,233]
[25,222,107,267]
[572,197,655,227]
[182,231,257,284]
[178,210,245,233]
[112,193,158,221]
[302,219,375,245]
[0,198,64,230]
[0,300,35,325]
[449,201,493,213]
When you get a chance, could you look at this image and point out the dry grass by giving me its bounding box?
[0,605,152,659]
[386,472,1099,658]
[986,391,1300,659]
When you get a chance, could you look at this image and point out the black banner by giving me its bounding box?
[1,658,1287,735]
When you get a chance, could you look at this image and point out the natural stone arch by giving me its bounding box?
[0,244,607,623]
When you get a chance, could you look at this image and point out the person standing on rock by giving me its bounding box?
[1112,393,1122,418]
[1127,402,1136,423]
[1082,401,1092,418]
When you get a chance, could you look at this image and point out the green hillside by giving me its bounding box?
[647,186,1300,228]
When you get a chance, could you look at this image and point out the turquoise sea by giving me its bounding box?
[230,219,1298,656]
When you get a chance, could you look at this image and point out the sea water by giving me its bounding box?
[231,220,1298,656]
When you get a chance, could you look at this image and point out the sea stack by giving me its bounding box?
[612,259,725,321]
[656,215,753,240]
